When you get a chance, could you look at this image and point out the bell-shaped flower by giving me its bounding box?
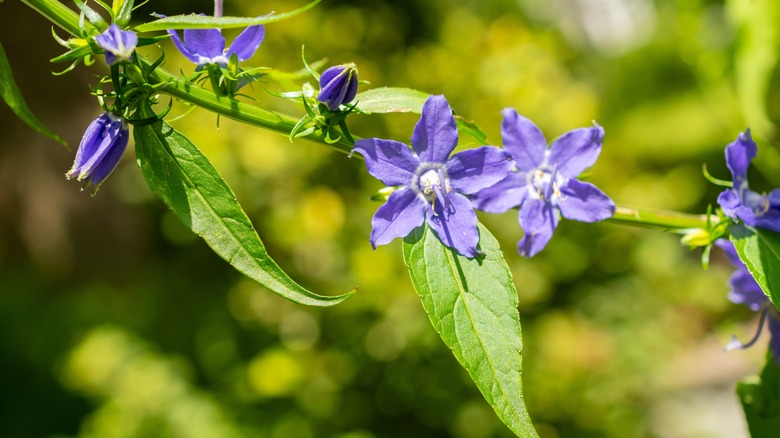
[66,112,130,190]
[95,23,138,65]
[715,239,780,363]
[471,109,615,257]
[317,64,359,111]
[352,95,513,257]
[717,130,780,232]
[167,19,265,70]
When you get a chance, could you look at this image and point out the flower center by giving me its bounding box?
[743,190,771,215]
[414,165,452,213]
[527,165,563,204]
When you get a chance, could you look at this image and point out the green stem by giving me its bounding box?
[22,0,92,35]
[608,205,714,230]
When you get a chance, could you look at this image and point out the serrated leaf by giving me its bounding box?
[0,42,66,146]
[134,0,320,32]
[737,348,780,438]
[403,223,538,437]
[730,224,780,309]
[134,120,354,307]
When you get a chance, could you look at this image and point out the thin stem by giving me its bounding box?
[608,205,714,230]
[214,0,223,19]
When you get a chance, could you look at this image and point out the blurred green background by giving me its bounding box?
[2,0,780,436]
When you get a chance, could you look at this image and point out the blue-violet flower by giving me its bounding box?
[167,18,264,70]
[66,112,130,190]
[471,108,615,257]
[352,95,514,257]
[715,239,780,363]
[95,23,138,65]
[717,130,780,232]
[318,64,359,111]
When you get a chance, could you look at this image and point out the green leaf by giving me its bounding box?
[403,223,538,437]
[0,42,66,146]
[738,348,780,438]
[354,87,428,114]
[454,115,489,145]
[134,0,321,32]
[134,120,354,307]
[730,224,780,309]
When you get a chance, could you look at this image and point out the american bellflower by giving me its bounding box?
[318,64,359,111]
[352,95,513,257]
[95,23,138,65]
[66,112,130,190]
[472,109,615,257]
[166,18,265,70]
[717,130,780,232]
[715,239,780,363]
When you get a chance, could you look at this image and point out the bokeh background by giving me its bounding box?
[2,0,779,436]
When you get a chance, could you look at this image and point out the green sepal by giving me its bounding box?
[50,44,93,63]
[730,224,780,309]
[134,0,321,32]
[133,116,355,307]
[403,223,539,437]
[0,42,66,147]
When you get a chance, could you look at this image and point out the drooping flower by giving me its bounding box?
[717,130,780,233]
[66,112,130,190]
[471,108,615,257]
[715,239,780,363]
[317,64,359,111]
[95,23,138,65]
[166,18,265,70]
[352,95,513,257]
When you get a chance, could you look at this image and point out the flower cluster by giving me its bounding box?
[354,95,615,257]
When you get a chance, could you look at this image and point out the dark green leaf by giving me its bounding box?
[134,0,320,32]
[738,348,780,438]
[403,223,538,437]
[0,42,66,146]
[731,224,780,309]
[134,120,354,307]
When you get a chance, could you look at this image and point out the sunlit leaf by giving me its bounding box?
[730,224,780,309]
[403,223,538,438]
[134,119,355,307]
[0,42,66,146]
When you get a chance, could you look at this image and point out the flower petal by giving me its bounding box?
[318,66,352,110]
[500,108,548,172]
[558,179,615,222]
[425,192,480,257]
[717,188,742,220]
[753,209,780,233]
[226,25,265,61]
[547,123,605,178]
[370,188,427,247]
[714,239,742,267]
[411,95,458,163]
[470,171,528,213]
[447,146,513,194]
[353,138,418,186]
[183,28,226,59]
[167,30,200,63]
[728,270,766,311]
[725,130,756,189]
[67,113,112,179]
[517,198,559,257]
[89,127,130,185]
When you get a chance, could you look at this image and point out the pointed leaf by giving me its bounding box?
[134,120,354,306]
[403,222,538,437]
[0,42,66,146]
[730,224,780,309]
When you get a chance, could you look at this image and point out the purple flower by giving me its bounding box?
[715,239,780,363]
[66,112,129,190]
[352,95,514,257]
[318,64,359,111]
[166,18,264,70]
[471,109,615,257]
[717,130,780,233]
[95,23,138,65]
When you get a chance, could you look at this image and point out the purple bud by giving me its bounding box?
[67,112,130,191]
[317,63,359,111]
[95,23,138,65]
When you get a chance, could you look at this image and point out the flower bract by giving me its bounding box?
[717,130,780,233]
[95,23,138,65]
[318,64,359,111]
[66,112,130,191]
[167,18,265,70]
[352,95,513,257]
[471,108,614,257]
[715,239,780,363]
